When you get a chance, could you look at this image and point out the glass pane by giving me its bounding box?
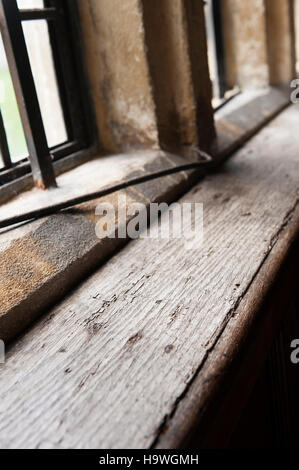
[22,20,67,148]
[0,35,28,164]
[17,0,44,8]
[204,0,220,105]
[204,0,238,108]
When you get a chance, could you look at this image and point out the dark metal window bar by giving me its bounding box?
[0,155,213,230]
[0,0,93,189]
[211,0,227,99]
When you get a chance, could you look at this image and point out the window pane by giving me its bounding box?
[22,20,67,149]
[17,0,44,8]
[204,0,219,103]
[0,35,28,164]
[204,0,238,109]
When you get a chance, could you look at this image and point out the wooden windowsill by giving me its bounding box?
[0,86,290,345]
[0,149,195,343]
[0,103,298,448]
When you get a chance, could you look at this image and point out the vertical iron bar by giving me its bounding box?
[0,0,56,188]
[0,108,11,168]
[211,0,227,99]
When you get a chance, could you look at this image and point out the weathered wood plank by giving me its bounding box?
[155,204,299,448]
[0,105,298,449]
[0,151,190,343]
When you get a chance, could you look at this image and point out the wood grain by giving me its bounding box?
[0,105,298,449]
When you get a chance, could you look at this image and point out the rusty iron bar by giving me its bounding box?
[19,8,57,21]
[211,0,227,99]
[0,0,56,189]
[0,156,212,229]
[0,109,11,168]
